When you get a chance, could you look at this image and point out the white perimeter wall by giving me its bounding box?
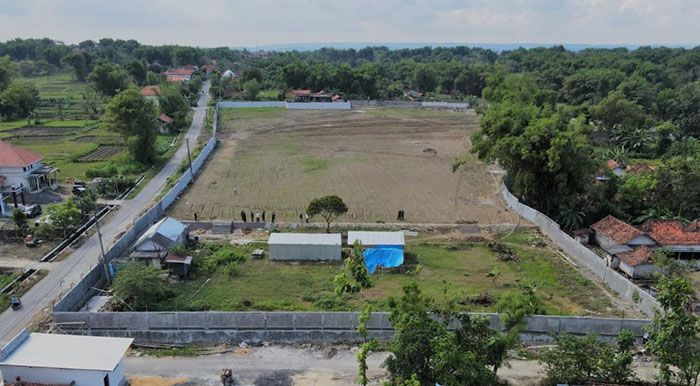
[269,243,341,261]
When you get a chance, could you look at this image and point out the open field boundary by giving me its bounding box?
[216,101,351,110]
[500,184,660,317]
[52,107,220,313]
[52,311,649,344]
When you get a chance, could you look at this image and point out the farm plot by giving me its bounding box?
[78,145,125,161]
[7,126,83,137]
[169,108,518,224]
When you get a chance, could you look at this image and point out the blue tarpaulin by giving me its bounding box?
[364,245,404,274]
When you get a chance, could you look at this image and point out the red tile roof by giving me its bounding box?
[617,246,654,267]
[166,74,189,82]
[607,159,621,170]
[591,215,645,244]
[625,163,656,174]
[141,85,160,97]
[163,68,196,76]
[0,140,42,167]
[641,220,700,246]
[291,89,312,96]
[159,113,174,124]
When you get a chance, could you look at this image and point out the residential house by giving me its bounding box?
[140,85,160,105]
[290,89,312,102]
[157,113,174,134]
[641,220,700,259]
[615,246,659,279]
[163,67,196,83]
[129,217,188,266]
[0,330,132,386]
[590,215,656,261]
[0,141,59,194]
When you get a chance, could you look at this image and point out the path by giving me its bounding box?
[0,81,211,344]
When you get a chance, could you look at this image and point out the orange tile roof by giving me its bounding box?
[166,74,189,82]
[607,159,621,170]
[291,89,312,96]
[141,85,160,97]
[0,140,42,167]
[163,68,196,76]
[625,163,656,174]
[617,246,653,267]
[158,113,174,124]
[641,220,700,245]
[591,215,644,244]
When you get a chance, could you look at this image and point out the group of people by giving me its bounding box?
[240,210,276,223]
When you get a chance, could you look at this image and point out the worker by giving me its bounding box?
[256,211,260,222]
[271,212,276,223]
[194,212,198,221]
[241,210,247,222]
[299,213,303,223]
[250,210,254,222]
[262,211,266,222]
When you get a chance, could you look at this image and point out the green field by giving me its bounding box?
[146,230,620,316]
[19,73,91,120]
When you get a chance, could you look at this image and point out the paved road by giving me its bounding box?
[0,81,211,344]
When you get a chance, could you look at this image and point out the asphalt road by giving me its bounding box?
[0,81,211,344]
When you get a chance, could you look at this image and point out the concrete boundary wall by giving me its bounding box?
[53,107,220,312]
[285,102,351,110]
[500,185,659,316]
[52,311,649,345]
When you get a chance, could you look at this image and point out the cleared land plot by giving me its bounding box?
[169,108,518,224]
[78,145,125,161]
[148,230,623,316]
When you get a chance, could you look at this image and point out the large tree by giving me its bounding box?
[158,84,189,129]
[88,63,130,96]
[0,82,39,120]
[0,55,15,91]
[104,85,158,164]
[113,261,171,310]
[307,195,348,232]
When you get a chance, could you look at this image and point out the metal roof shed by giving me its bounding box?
[347,231,405,247]
[0,330,133,386]
[268,233,342,261]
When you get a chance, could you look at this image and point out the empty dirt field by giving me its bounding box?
[169,107,518,224]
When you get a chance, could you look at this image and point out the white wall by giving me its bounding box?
[0,166,28,189]
[0,364,123,386]
[269,243,341,261]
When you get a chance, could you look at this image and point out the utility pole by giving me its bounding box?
[186,138,194,176]
[94,209,110,284]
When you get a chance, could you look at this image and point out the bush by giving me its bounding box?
[113,262,171,311]
[195,244,247,274]
[85,165,118,178]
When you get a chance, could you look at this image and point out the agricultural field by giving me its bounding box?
[146,230,627,317]
[169,107,519,224]
[18,72,91,120]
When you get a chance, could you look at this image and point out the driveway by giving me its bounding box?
[0,81,211,343]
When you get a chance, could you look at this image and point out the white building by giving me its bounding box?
[0,330,133,386]
[268,233,342,261]
[0,140,59,193]
[130,217,188,265]
[347,231,405,248]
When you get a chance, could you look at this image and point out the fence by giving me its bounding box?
[216,101,351,110]
[500,185,660,316]
[53,110,220,312]
[52,311,649,345]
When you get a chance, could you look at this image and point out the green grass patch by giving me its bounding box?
[138,230,617,316]
[301,157,329,172]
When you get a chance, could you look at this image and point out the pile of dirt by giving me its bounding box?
[487,241,519,262]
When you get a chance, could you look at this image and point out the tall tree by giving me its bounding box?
[0,82,39,120]
[88,63,130,96]
[307,195,348,232]
[104,86,158,164]
[0,55,15,91]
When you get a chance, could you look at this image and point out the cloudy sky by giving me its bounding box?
[0,0,698,47]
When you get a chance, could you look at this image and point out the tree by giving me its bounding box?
[0,55,15,91]
[88,63,130,96]
[11,208,28,232]
[0,82,39,120]
[540,331,636,385]
[334,241,372,295]
[306,195,348,232]
[590,91,649,131]
[158,84,189,129]
[113,261,171,310]
[45,198,82,238]
[646,273,700,385]
[356,304,380,386]
[82,88,106,119]
[104,86,158,165]
[242,79,260,101]
[413,65,437,93]
[62,52,93,82]
[75,188,97,217]
[125,59,147,85]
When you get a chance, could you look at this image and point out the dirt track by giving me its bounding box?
[169,108,519,224]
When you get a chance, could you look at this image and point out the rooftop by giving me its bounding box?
[0,140,43,167]
[163,67,196,76]
[141,85,160,97]
[641,220,700,246]
[0,333,132,371]
[159,113,174,124]
[591,215,644,245]
[617,246,654,267]
[268,232,341,245]
[347,231,405,246]
[135,217,186,247]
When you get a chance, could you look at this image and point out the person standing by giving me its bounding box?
[256,211,260,222]
[250,210,254,222]
[299,213,303,223]
[305,214,309,224]
[262,211,266,222]
[241,210,247,222]
[271,212,276,223]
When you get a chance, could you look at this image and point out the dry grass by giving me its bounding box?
[168,108,518,224]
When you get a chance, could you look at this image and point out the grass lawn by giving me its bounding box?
[0,272,18,313]
[19,72,91,120]
[148,230,618,316]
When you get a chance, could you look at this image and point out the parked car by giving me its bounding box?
[22,204,42,218]
[72,185,87,196]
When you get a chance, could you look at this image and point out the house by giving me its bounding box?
[0,330,132,386]
[347,231,405,273]
[165,254,193,278]
[290,89,312,102]
[641,220,700,259]
[129,217,188,266]
[309,90,332,102]
[140,85,160,98]
[157,113,174,134]
[163,67,196,83]
[615,246,659,279]
[268,233,342,261]
[0,141,59,194]
[590,215,655,258]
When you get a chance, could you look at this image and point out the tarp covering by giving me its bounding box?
[364,246,404,274]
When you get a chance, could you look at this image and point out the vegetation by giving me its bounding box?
[334,241,372,295]
[104,85,158,164]
[11,208,28,232]
[44,198,82,238]
[307,195,348,232]
[112,262,171,310]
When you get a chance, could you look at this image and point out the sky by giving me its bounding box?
[0,0,698,48]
